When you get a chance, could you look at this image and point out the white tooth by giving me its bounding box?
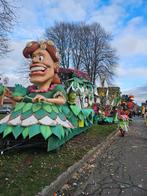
[31,66,46,71]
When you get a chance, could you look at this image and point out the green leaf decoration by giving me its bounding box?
[21,110,32,119]
[84,120,88,126]
[22,127,29,139]
[12,84,27,97]
[12,126,23,139]
[49,111,57,120]
[58,113,66,121]
[78,113,84,120]
[0,124,7,133]
[62,105,70,116]
[60,127,65,138]
[0,85,5,95]
[14,102,25,112]
[3,126,12,138]
[32,103,42,112]
[34,109,47,119]
[22,103,33,113]
[51,105,59,113]
[29,125,40,139]
[74,77,83,84]
[72,81,78,89]
[57,105,62,112]
[66,111,73,120]
[68,116,78,127]
[23,95,33,103]
[40,125,52,140]
[43,103,52,113]
[51,125,62,139]
[82,108,94,117]
[10,110,21,119]
[65,128,70,137]
[70,105,81,116]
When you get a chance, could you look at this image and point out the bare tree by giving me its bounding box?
[0,0,16,56]
[81,23,118,85]
[71,23,86,70]
[45,22,74,68]
[45,22,118,85]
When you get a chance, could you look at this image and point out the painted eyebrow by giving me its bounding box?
[32,52,45,57]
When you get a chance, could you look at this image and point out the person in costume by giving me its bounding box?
[118,107,129,137]
[144,109,147,126]
[0,40,94,151]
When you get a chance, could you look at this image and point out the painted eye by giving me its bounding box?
[39,55,44,61]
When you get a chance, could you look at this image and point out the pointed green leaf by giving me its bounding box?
[40,125,52,140]
[43,103,52,113]
[32,103,42,112]
[22,103,33,113]
[3,126,12,138]
[78,113,84,120]
[0,124,7,133]
[14,102,25,112]
[21,110,32,119]
[34,109,47,119]
[58,113,66,121]
[22,127,29,139]
[10,110,20,119]
[12,126,23,139]
[82,108,94,117]
[51,125,62,139]
[68,116,78,127]
[51,105,59,113]
[62,105,70,115]
[57,105,62,112]
[66,112,73,120]
[29,125,40,139]
[49,111,57,120]
[70,105,81,116]
[84,120,88,126]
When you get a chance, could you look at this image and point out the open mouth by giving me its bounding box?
[30,64,48,76]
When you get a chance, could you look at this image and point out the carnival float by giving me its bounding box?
[0,40,94,152]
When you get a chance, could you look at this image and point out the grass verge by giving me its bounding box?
[0,121,117,196]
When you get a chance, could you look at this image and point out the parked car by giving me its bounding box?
[0,105,12,114]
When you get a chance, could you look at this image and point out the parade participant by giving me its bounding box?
[118,107,129,137]
[144,109,147,126]
[141,105,145,118]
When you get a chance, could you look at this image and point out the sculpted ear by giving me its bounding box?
[54,62,59,73]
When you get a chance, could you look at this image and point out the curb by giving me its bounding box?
[37,130,119,196]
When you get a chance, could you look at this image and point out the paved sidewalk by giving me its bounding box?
[60,117,147,196]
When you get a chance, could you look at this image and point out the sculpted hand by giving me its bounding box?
[32,94,47,103]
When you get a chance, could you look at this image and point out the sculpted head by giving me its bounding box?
[23,40,61,86]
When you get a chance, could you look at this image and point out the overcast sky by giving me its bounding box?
[1,0,147,104]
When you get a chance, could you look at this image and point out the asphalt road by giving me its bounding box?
[59,117,147,196]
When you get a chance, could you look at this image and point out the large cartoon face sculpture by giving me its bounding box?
[30,48,55,84]
[23,41,60,86]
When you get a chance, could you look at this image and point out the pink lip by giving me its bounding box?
[29,69,48,76]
